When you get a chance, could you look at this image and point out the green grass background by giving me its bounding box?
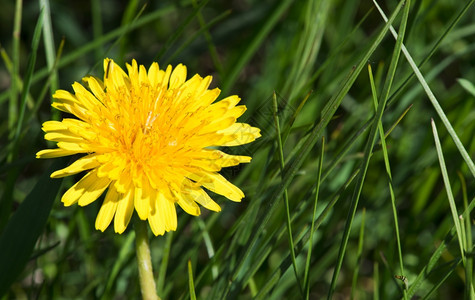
[0,0,474,299]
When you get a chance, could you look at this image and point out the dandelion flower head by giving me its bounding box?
[36,58,261,235]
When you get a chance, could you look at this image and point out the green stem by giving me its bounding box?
[135,218,160,300]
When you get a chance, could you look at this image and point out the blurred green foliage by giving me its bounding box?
[0,0,474,299]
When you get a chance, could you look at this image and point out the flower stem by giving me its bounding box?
[135,218,160,300]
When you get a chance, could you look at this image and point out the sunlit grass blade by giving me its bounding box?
[39,0,59,119]
[188,260,197,300]
[458,78,475,97]
[406,197,475,299]
[0,158,68,297]
[196,219,218,279]
[368,63,407,298]
[430,119,465,263]
[374,0,475,178]
[458,172,474,298]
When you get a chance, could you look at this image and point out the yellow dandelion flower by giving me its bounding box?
[36,58,261,236]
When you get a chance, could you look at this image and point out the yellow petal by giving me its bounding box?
[62,169,109,206]
[83,76,105,102]
[45,132,85,143]
[218,123,261,146]
[95,185,120,232]
[36,148,78,159]
[51,154,101,178]
[174,189,201,216]
[189,172,244,202]
[158,191,177,231]
[169,64,187,89]
[148,188,166,236]
[134,181,151,220]
[189,188,221,212]
[57,141,88,152]
[216,152,252,167]
[114,186,134,234]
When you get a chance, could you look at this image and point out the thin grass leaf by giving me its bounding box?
[0,158,68,297]
[304,136,324,300]
[154,0,210,63]
[12,11,44,149]
[430,119,465,264]
[164,10,231,66]
[374,261,380,300]
[283,0,330,102]
[156,231,173,296]
[350,207,365,300]
[39,0,59,120]
[191,0,224,76]
[406,197,475,299]
[91,0,103,60]
[196,219,218,279]
[458,78,475,97]
[303,142,324,295]
[458,172,474,299]
[421,258,462,300]
[188,260,196,300]
[368,63,407,298]
[9,0,22,136]
[374,0,475,178]
[272,91,302,295]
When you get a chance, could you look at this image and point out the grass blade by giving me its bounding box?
[374,0,475,178]
[368,64,407,298]
[9,0,22,136]
[304,137,324,300]
[272,92,302,295]
[0,158,67,297]
[350,208,365,300]
[430,119,465,264]
[188,260,196,300]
